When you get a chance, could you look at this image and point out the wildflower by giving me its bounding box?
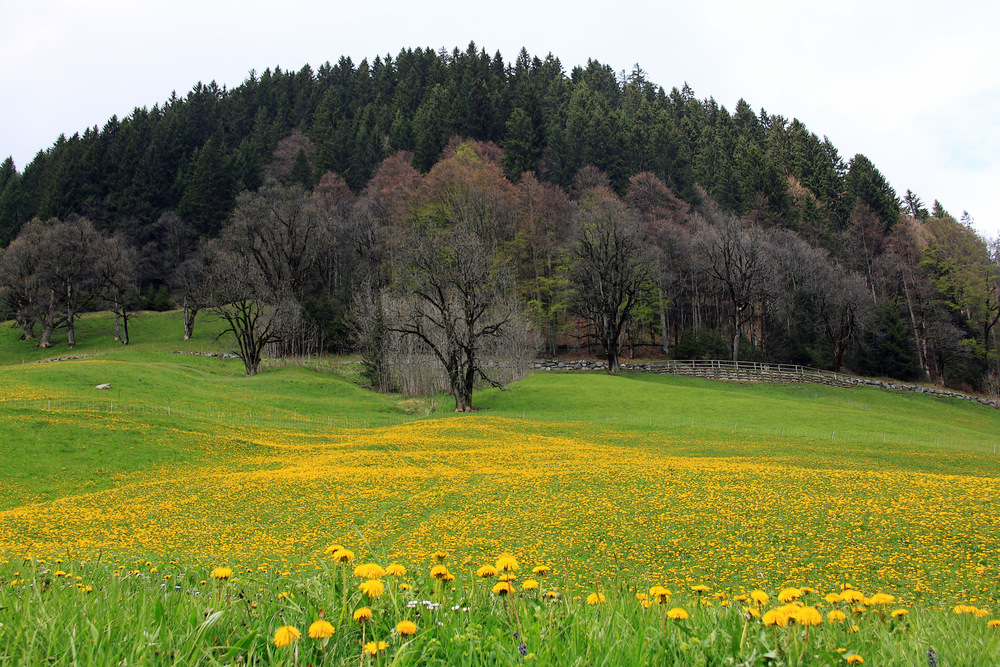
[841,590,864,603]
[763,609,789,627]
[324,543,344,555]
[989,619,1000,628]
[828,610,847,623]
[273,626,300,647]
[432,551,448,561]
[496,554,519,572]
[442,573,455,582]
[586,592,606,605]
[385,563,407,577]
[846,656,864,664]
[927,647,938,667]
[750,590,770,606]
[666,608,689,620]
[429,565,450,580]
[891,609,909,618]
[498,573,517,582]
[869,593,895,605]
[649,586,670,603]
[824,593,842,604]
[353,607,373,623]
[690,585,710,594]
[777,587,802,603]
[532,565,550,576]
[400,583,413,591]
[792,606,822,626]
[492,582,513,596]
[332,548,354,563]
[396,620,417,636]
[522,579,539,590]
[477,565,498,578]
[308,620,335,639]
[364,641,388,655]
[354,563,386,580]
[359,579,385,598]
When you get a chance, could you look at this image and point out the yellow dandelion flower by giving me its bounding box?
[400,583,412,591]
[792,606,822,626]
[532,565,550,576]
[690,585,710,594]
[432,551,448,561]
[477,565,498,578]
[667,607,689,620]
[496,554,519,572]
[429,565,450,580]
[385,563,407,577]
[846,656,864,664]
[363,641,388,655]
[777,587,802,603]
[353,607,373,623]
[988,619,1000,628]
[332,549,354,563]
[649,585,671,603]
[824,593,842,604]
[763,609,789,627]
[273,626,300,647]
[354,563,386,580]
[308,620,335,639]
[841,590,864,603]
[891,609,908,618]
[359,579,385,598]
[522,579,539,590]
[828,610,848,623]
[587,592,606,605]
[498,573,517,582]
[442,573,455,583]
[750,590,770,606]
[869,593,895,606]
[396,620,417,636]
[323,543,344,555]
[492,582,513,596]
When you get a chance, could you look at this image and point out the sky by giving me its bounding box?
[2,0,998,238]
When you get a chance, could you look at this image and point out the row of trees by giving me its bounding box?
[7,138,995,413]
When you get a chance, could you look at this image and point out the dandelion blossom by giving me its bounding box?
[522,579,539,590]
[353,607,373,623]
[396,620,417,636]
[988,619,1000,628]
[763,609,789,627]
[496,554,519,572]
[690,585,710,594]
[354,563,385,580]
[649,585,670,603]
[667,608,689,620]
[793,606,822,626]
[273,626,300,647]
[846,656,864,664]
[429,565,450,580]
[777,587,802,603]
[532,565,550,576]
[332,548,354,563]
[477,565,498,578]
[364,641,389,655]
[891,609,908,618]
[432,551,449,561]
[828,610,848,623]
[750,590,770,606]
[869,593,894,606]
[587,592,606,605]
[359,579,385,598]
[211,567,232,580]
[308,620,335,639]
[385,563,407,577]
[324,544,344,555]
[492,582,513,596]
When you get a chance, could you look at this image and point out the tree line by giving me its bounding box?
[1,45,998,408]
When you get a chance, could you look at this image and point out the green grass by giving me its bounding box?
[3,310,1000,664]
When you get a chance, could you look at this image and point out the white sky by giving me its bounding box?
[2,0,998,238]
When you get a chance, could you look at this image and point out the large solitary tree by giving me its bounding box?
[571,187,652,372]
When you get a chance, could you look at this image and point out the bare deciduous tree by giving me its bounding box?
[571,191,653,372]
[385,229,532,411]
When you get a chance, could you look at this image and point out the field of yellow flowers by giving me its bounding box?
[3,313,1000,663]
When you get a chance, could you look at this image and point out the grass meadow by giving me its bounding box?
[1,311,1000,665]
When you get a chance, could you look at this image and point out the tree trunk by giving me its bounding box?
[660,303,669,355]
[607,349,620,374]
[37,322,55,348]
[183,305,198,341]
[114,306,121,341]
[120,312,130,346]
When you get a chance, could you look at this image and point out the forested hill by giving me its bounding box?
[1,44,998,394]
[3,43,901,244]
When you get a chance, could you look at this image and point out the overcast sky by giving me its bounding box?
[2,0,998,237]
